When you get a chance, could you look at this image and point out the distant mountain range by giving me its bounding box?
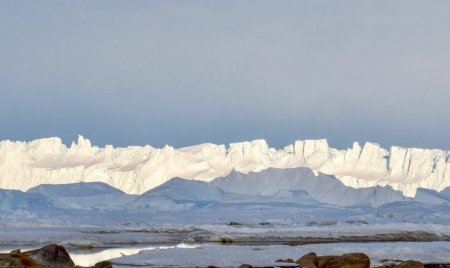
[0,135,448,196]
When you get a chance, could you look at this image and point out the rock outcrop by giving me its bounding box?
[0,244,112,268]
[296,252,370,268]
[0,244,74,267]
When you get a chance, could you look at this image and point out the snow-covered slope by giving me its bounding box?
[128,178,229,210]
[0,176,449,228]
[211,168,408,207]
[0,189,54,211]
[131,176,322,210]
[141,178,226,202]
[28,182,125,197]
[28,182,136,210]
[0,136,448,196]
[413,187,450,204]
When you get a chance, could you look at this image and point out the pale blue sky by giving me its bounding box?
[1,1,449,149]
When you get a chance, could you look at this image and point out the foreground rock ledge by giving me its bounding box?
[296,252,370,268]
[0,244,112,268]
[239,252,443,268]
[1,245,447,268]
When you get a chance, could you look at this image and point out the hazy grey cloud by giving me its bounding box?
[1,0,449,149]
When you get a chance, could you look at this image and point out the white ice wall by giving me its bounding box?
[0,135,448,196]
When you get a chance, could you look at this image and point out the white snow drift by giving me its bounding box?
[0,136,448,196]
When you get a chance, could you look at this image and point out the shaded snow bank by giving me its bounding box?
[211,168,408,207]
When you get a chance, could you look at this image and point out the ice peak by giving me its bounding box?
[68,135,96,155]
[351,142,362,151]
[293,139,329,156]
[77,135,91,147]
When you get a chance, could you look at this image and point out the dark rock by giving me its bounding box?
[1,244,75,267]
[375,261,424,268]
[10,249,21,257]
[395,261,424,268]
[317,253,370,268]
[1,244,115,268]
[239,264,252,268]
[424,264,450,268]
[218,237,234,244]
[94,260,113,268]
[23,244,75,267]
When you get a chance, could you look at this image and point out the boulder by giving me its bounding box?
[21,244,75,267]
[296,252,318,268]
[0,244,116,268]
[10,249,21,257]
[94,260,113,268]
[318,256,338,268]
[297,252,370,268]
[396,261,424,268]
[319,253,370,268]
[0,244,74,267]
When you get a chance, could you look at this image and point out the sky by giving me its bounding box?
[1,0,449,150]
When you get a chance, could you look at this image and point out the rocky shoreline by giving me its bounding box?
[1,244,449,268]
[236,252,450,268]
[0,244,111,268]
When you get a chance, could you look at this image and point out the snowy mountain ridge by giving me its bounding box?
[0,135,448,196]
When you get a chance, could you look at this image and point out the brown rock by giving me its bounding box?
[239,265,252,268]
[0,253,23,267]
[318,253,370,268]
[10,249,21,257]
[318,256,338,268]
[297,252,318,268]
[396,261,424,268]
[424,264,450,268]
[94,260,113,268]
[22,244,75,267]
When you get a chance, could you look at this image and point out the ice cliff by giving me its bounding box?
[0,135,448,196]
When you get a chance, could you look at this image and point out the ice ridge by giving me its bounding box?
[0,135,448,196]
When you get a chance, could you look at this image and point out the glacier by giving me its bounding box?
[0,135,448,196]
